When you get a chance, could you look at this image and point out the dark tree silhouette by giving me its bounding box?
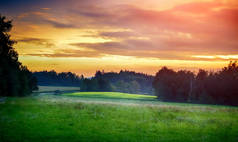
[204,61,238,105]
[96,75,113,92]
[153,62,238,106]
[33,70,82,86]
[0,15,38,96]
[153,67,195,102]
[80,70,153,94]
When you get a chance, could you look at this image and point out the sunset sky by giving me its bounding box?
[1,0,238,76]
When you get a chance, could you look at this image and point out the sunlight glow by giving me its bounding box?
[6,0,237,76]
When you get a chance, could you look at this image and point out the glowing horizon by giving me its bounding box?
[1,0,238,76]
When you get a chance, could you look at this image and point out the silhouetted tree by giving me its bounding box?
[0,15,38,96]
[176,70,194,102]
[80,78,99,92]
[153,67,177,101]
[95,71,113,91]
[190,69,211,103]
[204,61,238,105]
[153,62,238,106]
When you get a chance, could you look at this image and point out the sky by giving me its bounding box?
[1,0,238,76]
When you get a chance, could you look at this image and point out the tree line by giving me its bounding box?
[33,70,154,95]
[80,70,154,94]
[153,62,238,106]
[33,71,82,87]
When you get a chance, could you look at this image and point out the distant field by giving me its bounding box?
[64,92,156,100]
[35,85,80,92]
[0,92,238,142]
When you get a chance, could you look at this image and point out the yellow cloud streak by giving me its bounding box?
[192,55,238,60]
[12,24,115,56]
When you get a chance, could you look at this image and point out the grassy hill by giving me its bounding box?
[0,92,238,142]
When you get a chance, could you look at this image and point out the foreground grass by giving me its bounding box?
[0,93,238,142]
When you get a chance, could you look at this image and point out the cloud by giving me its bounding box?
[41,8,51,10]
[43,19,76,28]
[17,38,54,47]
[172,1,222,13]
[99,31,138,39]
[15,10,77,28]
[4,0,238,61]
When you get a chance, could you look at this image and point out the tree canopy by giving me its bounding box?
[153,62,238,106]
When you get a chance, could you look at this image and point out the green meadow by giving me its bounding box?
[64,92,156,100]
[0,92,238,142]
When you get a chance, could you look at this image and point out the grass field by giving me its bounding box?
[64,92,156,100]
[0,92,238,142]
